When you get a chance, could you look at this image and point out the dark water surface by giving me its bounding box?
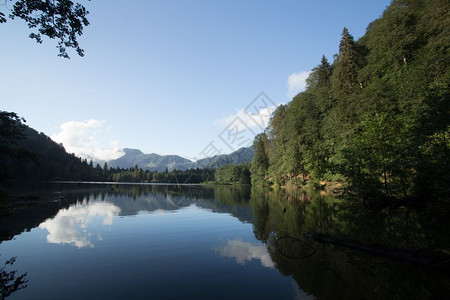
[1,183,449,299]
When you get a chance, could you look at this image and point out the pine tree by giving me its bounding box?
[306,55,333,89]
[333,28,361,96]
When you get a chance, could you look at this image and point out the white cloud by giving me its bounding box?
[51,119,125,161]
[214,106,277,132]
[39,202,121,248]
[213,239,275,268]
[286,71,310,98]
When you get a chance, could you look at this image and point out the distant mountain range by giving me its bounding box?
[107,147,254,171]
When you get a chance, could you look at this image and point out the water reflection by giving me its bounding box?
[248,187,450,299]
[1,183,449,299]
[214,239,274,268]
[39,200,121,248]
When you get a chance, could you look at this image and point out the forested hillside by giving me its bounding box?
[0,112,215,184]
[251,0,449,201]
[1,120,107,182]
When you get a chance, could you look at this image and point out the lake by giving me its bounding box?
[1,183,449,299]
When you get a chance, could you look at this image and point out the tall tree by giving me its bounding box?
[306,55,333,90]
[333,27,362,96]
[250,133,270,186]
[267,105,290,185]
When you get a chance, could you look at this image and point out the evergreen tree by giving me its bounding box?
[333,28,362,96]
[250,133,270,186]
[306,55,333,90]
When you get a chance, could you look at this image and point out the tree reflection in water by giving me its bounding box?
[0,255,28,299]
[1,183,449,299]
[246,187,450,299]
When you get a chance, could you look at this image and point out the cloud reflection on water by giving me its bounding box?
[214,239,274,268]
[39,202,121,248]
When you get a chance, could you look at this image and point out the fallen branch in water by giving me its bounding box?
[305,232,450,272]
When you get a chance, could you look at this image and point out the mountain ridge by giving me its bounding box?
[107,147,254,171]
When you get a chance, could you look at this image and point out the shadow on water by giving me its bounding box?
[248,187,450,299]
[1,182,449,299]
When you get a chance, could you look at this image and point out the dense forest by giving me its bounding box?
[109,166,214,184]
[250,0,449,203]
[214,164,251,185]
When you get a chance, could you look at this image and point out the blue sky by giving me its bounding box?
[1,0,391,161]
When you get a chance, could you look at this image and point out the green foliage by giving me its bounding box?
[214,164,250,184]
[332,28,364,98]
[341,112,417,200]
[250,133,270,186]
[306,55,333,90]
[250,0,450,201]
[110,167,215,184]
[0,111,36,183]
[3,0,90,58]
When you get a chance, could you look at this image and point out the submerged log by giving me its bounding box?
[305,232,450,272]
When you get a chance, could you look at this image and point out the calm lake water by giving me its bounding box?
[1,183,449,299]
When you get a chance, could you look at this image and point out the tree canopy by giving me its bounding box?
[250,0,450,202]
[1,0,90,58]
